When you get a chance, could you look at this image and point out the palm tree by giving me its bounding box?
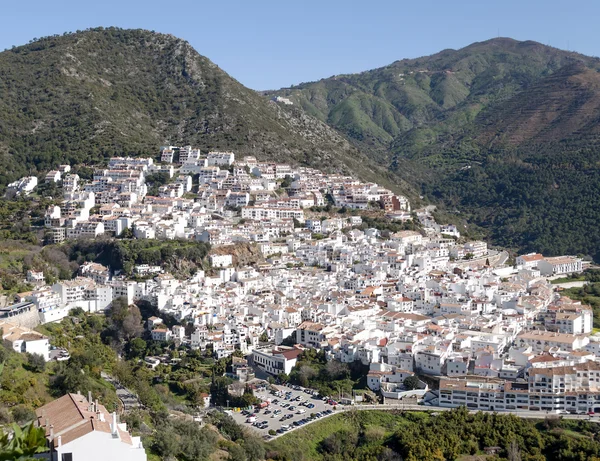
[0,422,48,460]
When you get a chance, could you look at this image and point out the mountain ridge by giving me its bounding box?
[0,27,403,192]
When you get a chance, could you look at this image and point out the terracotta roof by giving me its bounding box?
[519,253,544,262]
[35,393,132,448]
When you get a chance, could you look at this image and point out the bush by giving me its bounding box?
[26,353,46,373]
[11,405,36,424]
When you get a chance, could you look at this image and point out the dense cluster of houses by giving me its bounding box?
[40,148,411,245]
[3,146,593,416]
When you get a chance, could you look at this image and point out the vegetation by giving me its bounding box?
[270,38,600,261]
[357,215,421,234]
[64,237,211,277]
[144,172,171,197]
[563,283,600,328]
[287,350,368,398]
[0,422,48,461]
[0,28,398,195]
[266,408,600,461]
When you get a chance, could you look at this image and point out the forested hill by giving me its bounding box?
[268,38,600,155]
[0,27,400,191]
[270,39,600,259]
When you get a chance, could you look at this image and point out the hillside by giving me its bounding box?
[5,31,600,257]
[0,27,402,192]
[270,39,600,259]
[269,38,599,154]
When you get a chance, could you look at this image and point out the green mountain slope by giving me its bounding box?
[270,38,598,153]
[0,27,401,191]
[270,39,600,259]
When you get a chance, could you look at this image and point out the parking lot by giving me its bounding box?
[230,384,340,440]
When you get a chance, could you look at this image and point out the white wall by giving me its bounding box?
[54,429,146,461]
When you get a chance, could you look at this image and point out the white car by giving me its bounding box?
[296,409,306,414]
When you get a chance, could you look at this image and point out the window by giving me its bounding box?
[62,454,73,461]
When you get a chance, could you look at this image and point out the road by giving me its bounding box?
[552,281,589,289]
[101,372,141,411]
[343,403,600,422]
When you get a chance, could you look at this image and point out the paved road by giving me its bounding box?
[345,403,600,422]
[101,372,140,411]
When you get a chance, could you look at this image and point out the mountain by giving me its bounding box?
[270,39,600,259]
[4,31,600,258]
[269,38,599,155]
[0,27,401,191]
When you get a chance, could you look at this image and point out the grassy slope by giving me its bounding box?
[266,410,412,460]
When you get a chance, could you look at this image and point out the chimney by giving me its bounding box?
[49,425,54,439]
[56,435,61,447]
[88,391,92,404]
[111,412,118,437]
[95,399,99,412]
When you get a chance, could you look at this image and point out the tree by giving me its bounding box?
[11,406,36,425]
[50,362,88,395]
[226,443,247,461]
[25,353,45,373]
[259,332,268,343]
[210,376,231,407]
[0,422,48,461]
[325,360,349,380]
[403,376,420,390]
[127,337,147,359]
[242,435,265,461]
[121,304,143,340]
[280,175,293,189]
[151,426,178,458]
[297,365,317,387]
[507,440,522,461]
[107,297,143,342]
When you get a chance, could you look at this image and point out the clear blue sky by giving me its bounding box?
[2,0,598,90]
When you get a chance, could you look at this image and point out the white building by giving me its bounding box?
[0,320,50,361]
[538,257,583,276]
[251,346,302,375]
[210,254,233,268]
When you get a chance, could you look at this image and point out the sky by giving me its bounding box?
[2,0,599,90]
